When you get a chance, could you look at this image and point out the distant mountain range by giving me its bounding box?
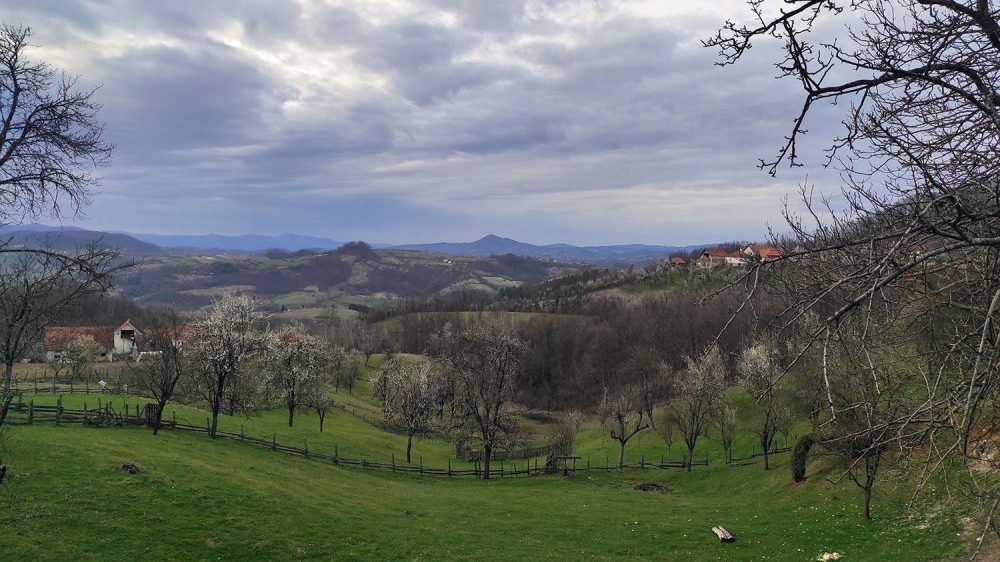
[393,234,703,264]
[125,232,345,253]
[0,224,165,255]
[0,225,709,264]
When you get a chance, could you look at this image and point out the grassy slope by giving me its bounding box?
[0,423,964,562]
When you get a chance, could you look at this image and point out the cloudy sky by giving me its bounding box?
[3,0,843,245]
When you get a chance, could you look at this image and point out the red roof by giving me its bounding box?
[757,246,784,259]
[744,244,784,259]
[43,326,114,353]
[701,248,729,258]
[670,257,686,265]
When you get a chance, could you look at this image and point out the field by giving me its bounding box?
[0,369,974,561]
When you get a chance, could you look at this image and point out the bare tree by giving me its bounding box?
[618,345,666,429]
[371,356,441,463]
[708,0,1000,536]
[436,318,526,479]
[665,345,726,470]
[0,23,116,485]
[189,293,266,438]
[0,24,112,223]
[265,323,324,427]
[0,246,120,427]
[127,309,188,435]
[599,385,650,470]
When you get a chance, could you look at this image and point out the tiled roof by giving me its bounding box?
[43,326,115,352]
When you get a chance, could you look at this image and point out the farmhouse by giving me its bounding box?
[697,248,747,268]
[742,244,784,261]
[43,320,142,362]
[669,256,686,266]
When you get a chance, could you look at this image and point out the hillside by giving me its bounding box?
[0,376,971,561]
[115,245,582,312]
[0,227,164,256]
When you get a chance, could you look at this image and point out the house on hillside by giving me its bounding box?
[697,248,747,268]
[669,256,687,266]
[742,244,784,262]
[43,320,142,362]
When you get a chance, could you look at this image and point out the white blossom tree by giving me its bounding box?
[190,293,267,438]
[371,356,441,463]
[738,339,789,470]
[665,345,727,470]
[265,323,325,427]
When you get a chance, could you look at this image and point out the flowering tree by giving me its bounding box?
[265,324,325,427]
[738,339,789,470]
[371,356,441,463]
[665,345,727,470]
[65,334,103,379]
[190,293,267,438]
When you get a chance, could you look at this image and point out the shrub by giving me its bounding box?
[792,434,814,482]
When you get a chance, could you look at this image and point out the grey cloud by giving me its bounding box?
[0,0,838,244]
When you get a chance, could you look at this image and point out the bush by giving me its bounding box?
[792,434,814,482]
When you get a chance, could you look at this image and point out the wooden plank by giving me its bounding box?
[711,526,735,542]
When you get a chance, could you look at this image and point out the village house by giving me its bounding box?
[697,248,747,268]
[669,256,686,266]
[43,320,142,362]
[741,244,784,261]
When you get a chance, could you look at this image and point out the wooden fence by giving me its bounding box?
[5,395,707,479]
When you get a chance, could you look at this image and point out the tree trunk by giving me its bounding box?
[617,440,626,470]
[763,447,770,470]
[288,403,295,427]
[0,361,14,428]
[482,444,492,480]
[687,444,695,472]
[152,401,166,435]
[209,395,221,438]
[406,433,413,464]
[318,413,325,433]
[863,481,873,520]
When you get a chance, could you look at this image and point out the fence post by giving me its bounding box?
[17,392,22,410]
[304,439,309,458]
[56,395,63,425]
[272,433,276,451]
[86,381,89,394]
[28,400,33,424]
[69,381,73,394]
[52,377,56,393]
[448,459,452,478]
[705,451,709,466]
[419,456,423,475]
[240,424,244,441]
[392,453,395,472]
[172,411,176,427]
[641,455,645,469]
[34,379,38,393]
[334,442,339,464]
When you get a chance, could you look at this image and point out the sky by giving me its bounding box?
[2,0,845,245]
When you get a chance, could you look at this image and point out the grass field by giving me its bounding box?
[0,360,977,561]
[0,422,967,561]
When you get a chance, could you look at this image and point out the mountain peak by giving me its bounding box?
[476,234,512,243]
